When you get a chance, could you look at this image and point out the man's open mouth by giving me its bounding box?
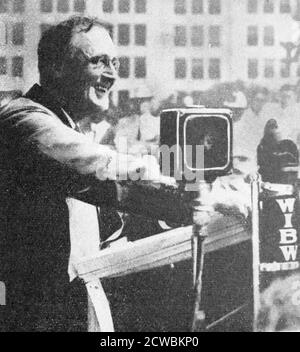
[95,85,107,94]
[95,73,116,94]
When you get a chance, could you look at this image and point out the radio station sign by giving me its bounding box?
[258,192,300,289]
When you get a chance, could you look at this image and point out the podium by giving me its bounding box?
[74,214,250,332]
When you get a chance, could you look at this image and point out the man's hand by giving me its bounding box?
[96,153,150,181]
[208,176,251,219]
[97,153,177,185]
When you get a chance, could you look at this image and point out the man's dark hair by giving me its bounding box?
[38,16,112,87]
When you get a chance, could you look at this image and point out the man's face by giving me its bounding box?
[281,89,296,109]
[251,93,266,115]
[150,97,161,116]
[61,26,118,114]
[140,101,151,114]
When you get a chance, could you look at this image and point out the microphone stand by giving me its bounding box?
[191,181,212,332]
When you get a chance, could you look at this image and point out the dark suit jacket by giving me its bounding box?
[0,84,191,331]
[0,84,132,331]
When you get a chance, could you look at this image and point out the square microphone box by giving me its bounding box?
[159,107,233,182]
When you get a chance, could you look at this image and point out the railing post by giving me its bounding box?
[251,174,261,332]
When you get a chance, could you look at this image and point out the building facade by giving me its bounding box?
[0,0,86,92]
[1,0,300,103]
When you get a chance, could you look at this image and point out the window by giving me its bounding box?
[119,56,130,78]
[74,0,85,12]
[135,57,146,78]
[118,90,130,107]
[12,56,23,77]
[281,60,290,78]
[12,23,24,46]
[192,58,204,79]
[209,26,221,47]
[135,0,146,13]
[103,0,113,12]
[41,0,53,12]
[192,0,203,13]
[264,59,274,78]
[177,91,186,105]
[295,0,300,20]
[13,0,25,13]
[209,58,220,79]
[40,24,53,36]
[280,0,291,13]
[119,0,130,13]
[0,57,7,75]
[175,0,186,14]
[57,0,69,12]
[0,22,8,45]
[248,59,258,78]
[264,26,274,46]
[264,0,274,13]
[248,0,257,13]
[191,26,204,46]
[118,24,130,45]
[247,26,258,46]
[135,24,146,45]
[208,0,221,14]
[175,58,186,79]
[0,0,8,13]
[174,26,186,46]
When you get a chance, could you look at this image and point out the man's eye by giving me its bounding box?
[89,56,119,71]
[90,56,105,65]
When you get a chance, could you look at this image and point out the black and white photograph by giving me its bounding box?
[1,0,300,334]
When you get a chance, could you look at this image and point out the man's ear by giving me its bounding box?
[53,56,76,80]
[52,62,66,80]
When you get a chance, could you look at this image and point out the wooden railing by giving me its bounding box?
[74,214,250,332]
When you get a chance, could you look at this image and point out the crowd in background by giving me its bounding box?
[257,272,300,332]
[106,79,300,178]
[105,79,300,163]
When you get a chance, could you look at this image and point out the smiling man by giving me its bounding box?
[0,16,250,332]
[0,16,182,332]
[39,20,119,116]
